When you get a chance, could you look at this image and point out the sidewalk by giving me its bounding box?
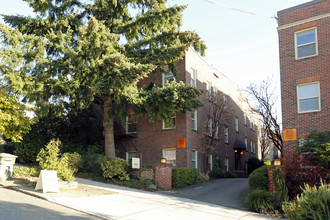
[42,178,281,220]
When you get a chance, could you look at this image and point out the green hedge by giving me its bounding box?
[172,167,200,188]
[248,165,269,191]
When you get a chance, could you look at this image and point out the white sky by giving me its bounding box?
[0,0,312,120]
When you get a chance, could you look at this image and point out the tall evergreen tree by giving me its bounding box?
[0,0,205,158]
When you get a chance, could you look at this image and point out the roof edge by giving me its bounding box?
[277,0,324,15]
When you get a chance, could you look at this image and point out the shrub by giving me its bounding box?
[285,152,329,198]
[172,167,200,188]
[77,153,108,176]
[224,171,237,178]
[13,166,38,177]
[101,157,130,181]
[248,165,269,191]
[197,173,210,184]
[273,167,288,209]
[209,167,225,179]
[298,130,330,169]
[36,139,81,182]
[244,189,275,212]
[282,181,330,220]
[247,156,265,175]
[57,152,81,183]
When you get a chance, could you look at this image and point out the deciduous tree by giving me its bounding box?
[0,86,30,142]
[247,80,283,161]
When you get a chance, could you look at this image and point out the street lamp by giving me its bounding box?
[274,159,281,166]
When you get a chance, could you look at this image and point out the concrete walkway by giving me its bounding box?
[42,178,281,220]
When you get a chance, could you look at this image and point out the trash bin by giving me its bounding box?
[0,153,17,181]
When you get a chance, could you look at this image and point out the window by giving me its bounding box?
[191,150,198,168]
[163,149,176,167]
[126,151,139,164]
[245,137,248,152]
[253,142,256,153]
[207,118,212,136]
[295,28,317,59]
[191,110,197,131]
[162,113,176,129]
[208,154,213,171]
[235,117,239,133]
[190,68,196,87]
[250,119,252,129]
[162,66,175,85]
[250,141,253,153]
[244,114,247,126]
[126,113,137,134]
[225,157,229,172]
[206,82,211,99]
[223,95,227,109]
[297,82,320,113]
[224,127,229,143]
[215,124,219,139]
[252,123,254,131]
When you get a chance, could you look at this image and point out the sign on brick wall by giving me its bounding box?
[283,129,297,141]
[177,138,186,148]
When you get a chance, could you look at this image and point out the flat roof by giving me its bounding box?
[277,0,325,15]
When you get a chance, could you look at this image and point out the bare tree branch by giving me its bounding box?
[246,79,283,161]
[200,90,235,173]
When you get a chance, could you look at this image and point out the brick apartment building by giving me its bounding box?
[277,0,330,164]
[115,48,260,174]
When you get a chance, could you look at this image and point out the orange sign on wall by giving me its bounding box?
[177,138,186,148]
[283,129,297,141]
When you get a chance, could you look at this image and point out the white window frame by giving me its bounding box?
[126,151,139,164]
[295,27,318,59]
[244,114,247,126]
[223,95,227,109]
[190,68,197,87]
[191,110,197,131]
[162,113,176,130]
[206,82,211,99]
[253,142,256,153]
[208,154,213,171]
[251,141,253,153]
[245,137,248,152]
[126,113,137,134]
[297,82,321,113]
[235,117,239,133]
[163,148,176,167]
[224,127,229,143]
[162,66,175,85]
[225,157,229,172]
[215,124,219,139]
[191,150,198,168]
[212,86,217,103]
[207,118,212,137]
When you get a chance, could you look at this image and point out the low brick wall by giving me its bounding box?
[155,163,172,190]
[267,165,285,192]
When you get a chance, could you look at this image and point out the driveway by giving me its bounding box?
[159,178,249,210]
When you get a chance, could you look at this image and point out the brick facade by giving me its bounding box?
[277,0,330,165]
[116,48,260,174]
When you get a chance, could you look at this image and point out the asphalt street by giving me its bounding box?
[0,187,100,220]
[159,178,250,210]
